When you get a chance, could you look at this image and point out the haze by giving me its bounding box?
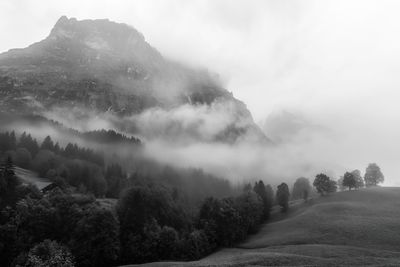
[1,0,400,185]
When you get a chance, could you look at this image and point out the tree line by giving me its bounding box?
[338,164,384,190]
[0,130,233,202]
[289,164,385,203]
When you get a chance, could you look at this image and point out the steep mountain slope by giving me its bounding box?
[0,16,267,143]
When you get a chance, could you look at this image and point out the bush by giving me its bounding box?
[181,230,210,260]
[157,226,179,259]
[24,239,75,267]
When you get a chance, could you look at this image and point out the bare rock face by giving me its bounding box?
[0,16,269,143]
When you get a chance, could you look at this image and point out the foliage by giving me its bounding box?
[198,197,242,247]
[105,163,126,198]
[253,180,273,219]
[117,184,190,263]
[234,191,263,235]
[364,163,384,186]
[2,129,234,201]
[352,169,364,189]
[180,229,209,260]
[328,180,338,193]
[0,129,281,266]
[313,173,336,195]
[41,136,55,151]
[276,183,290,212]
[81,129,141,145]
[292,177,311,201]
[0,131,17,152]
[69,208,120,267]
[265,184,274,206]
[31,150,57,177]
[157,226,179,259]
[342,172,356,190]
[15,148,32,169]
[24,239,75,267]
[0,188,121,266]
[198,189,265,252]
[18,132,39,157]
[0,157,22,209]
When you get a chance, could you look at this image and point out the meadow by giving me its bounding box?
[129,187,400,266]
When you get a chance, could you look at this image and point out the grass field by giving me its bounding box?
[128,187,400,266]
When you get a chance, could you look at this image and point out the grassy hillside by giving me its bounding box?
[127,187,400,266]
[242,187,400,251]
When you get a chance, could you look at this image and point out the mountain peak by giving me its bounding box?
[48,16,145,50]
[55,15,69,25]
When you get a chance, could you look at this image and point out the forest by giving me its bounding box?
[0,130,277,266]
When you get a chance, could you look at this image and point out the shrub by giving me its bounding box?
[24,239,75,267]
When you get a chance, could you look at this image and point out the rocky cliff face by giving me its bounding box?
[0,16,268,143]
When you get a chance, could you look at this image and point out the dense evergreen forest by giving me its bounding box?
[0,130,275,266]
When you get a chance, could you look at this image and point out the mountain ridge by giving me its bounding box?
[0,16,269,144]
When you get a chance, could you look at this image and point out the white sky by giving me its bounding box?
[1,0,400,185]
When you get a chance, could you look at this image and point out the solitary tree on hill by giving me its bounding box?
[276,183,289,212]
[292,177,311,201]
[364,163,384,187]
[342,172,356,190]
[313,173,337,195]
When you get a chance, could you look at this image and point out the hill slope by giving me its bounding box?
[129,187,400,266]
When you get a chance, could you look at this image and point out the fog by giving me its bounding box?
[2,0,400,185]
[34,104,342,185]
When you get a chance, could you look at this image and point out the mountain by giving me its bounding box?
[0,16,267,143]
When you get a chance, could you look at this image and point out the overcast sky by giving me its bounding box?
[1,0,400,185]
